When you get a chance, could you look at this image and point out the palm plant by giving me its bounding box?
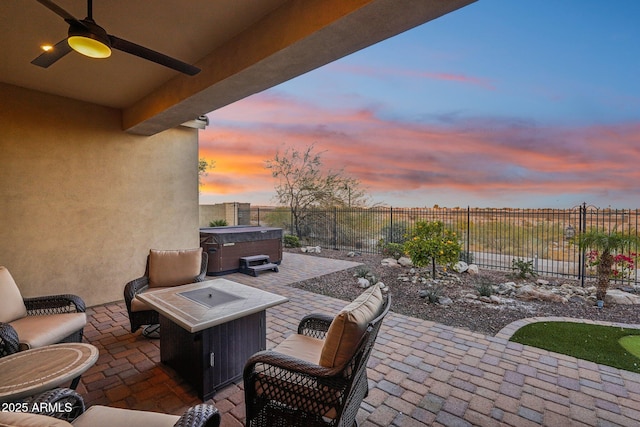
[576,229,640,301]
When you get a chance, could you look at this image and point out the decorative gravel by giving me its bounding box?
[289,248,640,336]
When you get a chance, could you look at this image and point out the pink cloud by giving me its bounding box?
[329,63,496,90]
[200,93,640,207]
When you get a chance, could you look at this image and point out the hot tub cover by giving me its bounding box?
[199,226,283,244]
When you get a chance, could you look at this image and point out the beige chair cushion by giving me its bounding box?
[130,287,172,312]
[148,248,202,288]
[273,333,324,365]
[0,266,28,323]
[319,284,383,368]
[0,411,72,427]
[10,313,87,351]
[257,335,338,420]
[71,405,179,427]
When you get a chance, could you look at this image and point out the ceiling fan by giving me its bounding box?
[31,0,201,76]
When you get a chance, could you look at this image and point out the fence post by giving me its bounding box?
[467,206,470,257]
[257,207,260,226]
[390,207,393,242]
[333,207,338,250]
[579,202,586,287]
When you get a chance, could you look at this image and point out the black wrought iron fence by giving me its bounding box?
[250,204,640,286]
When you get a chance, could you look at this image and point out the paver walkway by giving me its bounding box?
[77,252,640,426]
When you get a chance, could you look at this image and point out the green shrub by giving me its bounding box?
[209,219,228,227]
[283,234,301,248]
[353,266,370,278]
[378,240,405,259]
[511,258,537,279]
[475,279,494,297]
[421,285,443,304]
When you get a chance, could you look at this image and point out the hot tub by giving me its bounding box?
[199,226,283,275]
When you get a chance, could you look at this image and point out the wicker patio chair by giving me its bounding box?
[244,284,391,427]
[0,266,86,358]
[0,387,221,427]
[124,248,208,334]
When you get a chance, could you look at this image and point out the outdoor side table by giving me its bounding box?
[0,343,99,402]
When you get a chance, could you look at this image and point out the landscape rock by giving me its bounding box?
[467,264,479,274]
[438,296,453,305]
[453,261,469,273]
[536,279,550,286]
[605,289,640,305]
[357,277,370,288]
[381,258,400,267]
[398,257,413,267]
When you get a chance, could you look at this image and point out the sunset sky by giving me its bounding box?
[199,0,640,209]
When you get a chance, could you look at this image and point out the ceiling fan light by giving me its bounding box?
[68,35,111,58]
[68,21,111,59]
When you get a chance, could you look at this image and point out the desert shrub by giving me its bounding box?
[511,258,537,279]
[379,240,405,259]
[353,266,370,278]
[475,279,494,297]
[420,285,443,304]
[283,234,301,248]
[209,219,228,226]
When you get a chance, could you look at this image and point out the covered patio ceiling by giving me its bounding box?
[0,0,476,136]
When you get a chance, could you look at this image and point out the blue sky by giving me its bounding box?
[199,0,640,208]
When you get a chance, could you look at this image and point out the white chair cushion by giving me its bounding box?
[0,266,27,323]
[10,313,87,351]
[71,405,179,427]
[148,248,202,288]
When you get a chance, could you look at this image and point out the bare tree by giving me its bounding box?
[198,158,214,192]
[265,143,367,237]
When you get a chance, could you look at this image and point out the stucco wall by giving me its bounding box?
[0,83,200,307]
[199,203,251,227]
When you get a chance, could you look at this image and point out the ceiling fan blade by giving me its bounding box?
[35,0,85,27]
[109,35,201,76]
[31,38,73,68]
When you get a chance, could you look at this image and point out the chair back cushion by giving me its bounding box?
[0,266,28,323]
[319,284,383,368]
[148,248,203,288]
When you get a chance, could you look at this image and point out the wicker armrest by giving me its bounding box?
[23,294,86,315]
[0,322,20,357]
[124,277,149,303]
[245,349,344,382]
[297,313,334,339]
[194,252,209,282]
[23,387,85,421]
[173,404,220,427]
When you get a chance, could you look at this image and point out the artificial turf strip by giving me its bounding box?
[510,322,640,373]
[619,336,640,359]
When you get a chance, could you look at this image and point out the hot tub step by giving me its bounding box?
[244,263,279,277]
[239,255,279,276]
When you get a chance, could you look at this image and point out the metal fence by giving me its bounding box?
[250,204,640,286]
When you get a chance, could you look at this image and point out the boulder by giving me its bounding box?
[604,289,640,305]
[453,261,469,273]
[357,277,370,289]
[398,257,413,267]
[381,258,400,267]
[467,264,479,274]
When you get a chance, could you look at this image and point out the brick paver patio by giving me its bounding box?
[76,253,640,426]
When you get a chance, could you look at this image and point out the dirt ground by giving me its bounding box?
[289,248,640,336]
